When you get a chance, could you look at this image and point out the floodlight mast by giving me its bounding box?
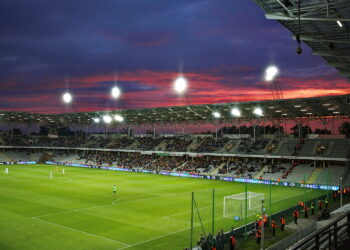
[111,86,121,99]
[265,65,283,100]
[174,76,188,95]
[62,92,73,104]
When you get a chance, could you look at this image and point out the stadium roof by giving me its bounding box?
[253,0,350,80]
[0,94,349,126]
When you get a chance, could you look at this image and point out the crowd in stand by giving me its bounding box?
[0,135,271,154]
[135,137,164,151]
[165,138,192,152]
[194,137,230,153]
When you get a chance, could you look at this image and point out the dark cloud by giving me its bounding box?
[0,0,348,113]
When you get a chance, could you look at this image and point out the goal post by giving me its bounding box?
[223,192,264,219]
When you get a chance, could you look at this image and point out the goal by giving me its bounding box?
[223,192,264,219]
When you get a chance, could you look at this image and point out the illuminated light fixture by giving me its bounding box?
[231,108,241,117]
[328,108,335,111]
[322,103,331,106]
[93,118,100,123]
[294,105,301,108]
[114,114,124,122]
[174,76,188,94]
[337,20,343,27]
[213,111,221,118]
[111,86,121,99]
[306,112,312,115]
[282,113,288,116]
[253,107,263,116]
[333,111,340,114]
[62,92,73,104]
[264,65,279,82]
[103,115,112,124]
[300,109,307,112]
[275,110,282,113]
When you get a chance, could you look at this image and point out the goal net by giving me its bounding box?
[223,192,264,219]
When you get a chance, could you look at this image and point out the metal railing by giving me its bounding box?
[290,211,350,250]
[266,222,316,250]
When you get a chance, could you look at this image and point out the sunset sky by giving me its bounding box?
[1,0,350,114]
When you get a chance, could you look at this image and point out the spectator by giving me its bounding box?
[293,209,299,224]
[271,219,277,237]
[280,217,286,231]
[229,234,236,250]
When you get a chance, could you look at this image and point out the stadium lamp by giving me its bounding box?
[62,92,73,104]
[111,86,121,99]
[253,107,263,116]
[174,76,188,94]
[264,65,279,82]
[213,111,221,118]
[231,108,241,117]
[93,118,100,123]
[114,114,124,122]
[337,20,343,27]
[102,115,112,124]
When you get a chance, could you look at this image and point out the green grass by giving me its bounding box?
[0,164,327,250]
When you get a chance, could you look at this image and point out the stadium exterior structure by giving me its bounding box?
[1,94,349,192]
[0,93,349,126]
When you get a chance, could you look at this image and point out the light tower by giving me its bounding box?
[62,92,73,104]
[111,86,121,99]
[265,65,283,100]
[173,76,188,95]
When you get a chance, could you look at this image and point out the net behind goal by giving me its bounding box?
[223,192,264,219]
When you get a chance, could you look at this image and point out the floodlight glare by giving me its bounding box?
[103,115,112,124]
[93,118,100,123]
[231,108,241,117]
[111,86,121,99]
[174,76,187,94]
[253,107,263,116]
[62,92,72,104]
[213,111,221,118]
[114,114,124,122]
[265,65,279,82]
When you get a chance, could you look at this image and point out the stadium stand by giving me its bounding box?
[0,133,349,186]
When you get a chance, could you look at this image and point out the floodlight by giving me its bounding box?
[231,108,241,117]
[264,66,279,82]
[111,86,121,99]
[174,76,187,94]
[93,118,100,123]
[114,114,124,122]
[213,111,221,118]
[103,115,112,124]
[253,107,263,116]
[62,92,72,104]
[337,20,343,27]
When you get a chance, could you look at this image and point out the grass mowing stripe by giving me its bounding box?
[32,216,131,247]
[0,164,327,249]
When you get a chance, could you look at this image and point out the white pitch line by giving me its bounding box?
[36,192,188,218]
[162,189,313,220]
[32,216,131,247]
[117,227,190,250]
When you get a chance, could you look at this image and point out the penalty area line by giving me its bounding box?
[32,216,131,247]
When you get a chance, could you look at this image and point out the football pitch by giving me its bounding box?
[0,164,327,250]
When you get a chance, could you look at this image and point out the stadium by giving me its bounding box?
[1,1,350,250]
